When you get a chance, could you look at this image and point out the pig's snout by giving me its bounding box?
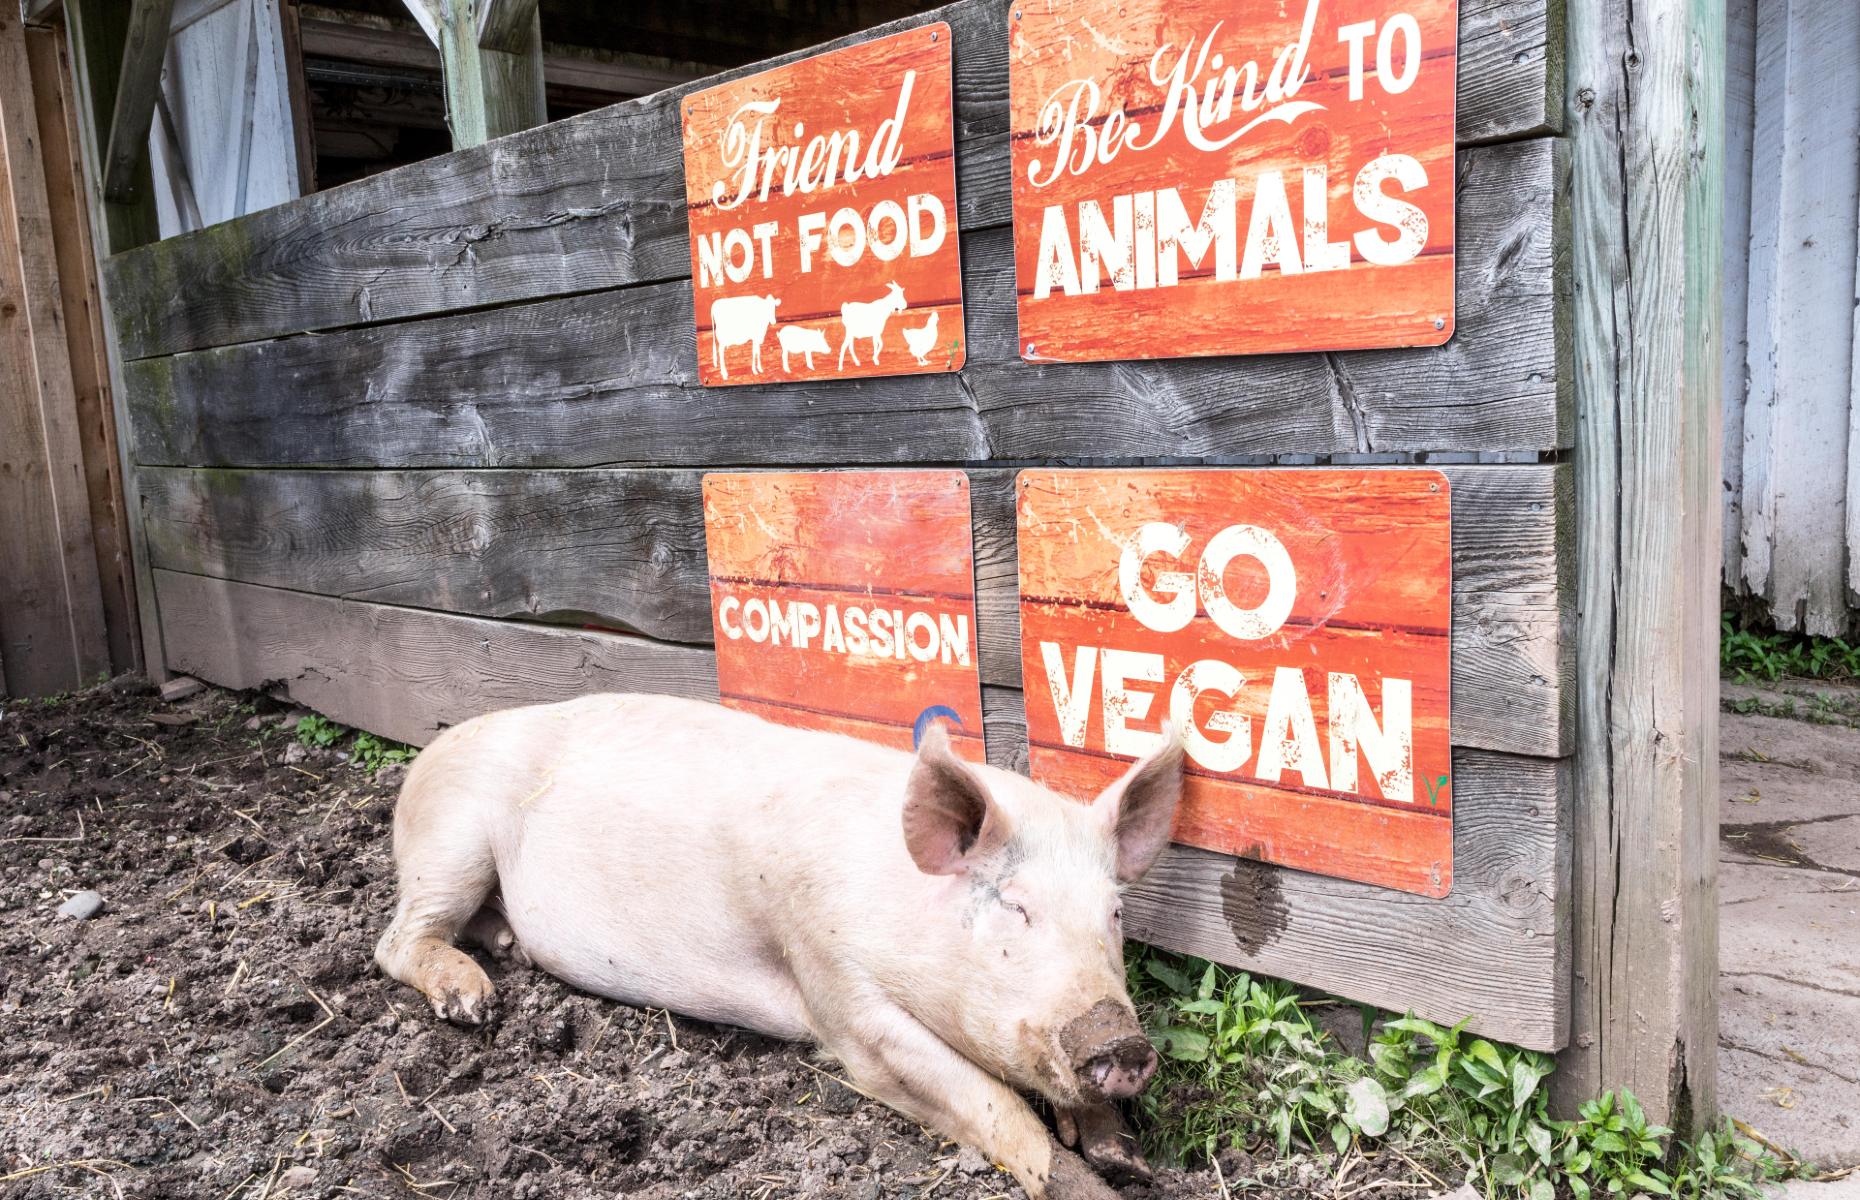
[1060,999,1160,1101]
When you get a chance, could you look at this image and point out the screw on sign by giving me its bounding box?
[1016,469,1454,896]
[1009,0,1458,361]
[681,25,966,386]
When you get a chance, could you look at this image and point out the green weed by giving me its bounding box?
[1721,613,1860,682]
[293,714,345,749]
[351,732,414,774]
[1129,949,1788,1199]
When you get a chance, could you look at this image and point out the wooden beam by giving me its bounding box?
[428,0,542,148]
[474,0,533,54]
[59,0,167,681]
[1557,0,1722,1130]
[25,22,141,674]
[0,5,111,694]
[109,0,1567,358]
[298,7,708,97]
[136,463,1574,759]
[22,0,63,24]
[99,0,172,204]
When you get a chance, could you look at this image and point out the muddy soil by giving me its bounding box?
[1,680,1337,1199]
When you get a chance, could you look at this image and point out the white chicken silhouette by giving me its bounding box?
[902,311,941,366]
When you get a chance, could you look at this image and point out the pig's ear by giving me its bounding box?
[1095,728,1185,883]
[903,722,1006,876]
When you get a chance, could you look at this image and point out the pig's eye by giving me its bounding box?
[1112,905,1123,925]
[1003,899,1030,925]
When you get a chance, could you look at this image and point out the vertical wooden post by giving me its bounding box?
[1558,0,1724,1130]
[62,0,168,682]
[24,21,143,676]
[430,0,544,149]
[0,5,112,695]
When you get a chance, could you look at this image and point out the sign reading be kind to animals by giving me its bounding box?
[703,471,987,761]
[681,25,966,387]
[1009,0,1458,362]
[1017,470,1454,896]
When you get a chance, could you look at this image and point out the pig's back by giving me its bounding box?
[477,694,914,1039]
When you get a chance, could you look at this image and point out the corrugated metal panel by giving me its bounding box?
[1725,0,1860,635]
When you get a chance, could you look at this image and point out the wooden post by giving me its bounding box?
[62,0,168,682]
[410,0,545,149]
[98,0,171,204]
[0,5,112,695]
[1557,0,1724,1131]
[24,22,142,675]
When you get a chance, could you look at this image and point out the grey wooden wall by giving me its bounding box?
[101,0,1575,1050]
[1723,0,1860,636]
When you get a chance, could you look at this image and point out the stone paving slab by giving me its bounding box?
[1720,703,1860,1169]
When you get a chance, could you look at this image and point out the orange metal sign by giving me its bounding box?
[704,471,986,761]
[1008,0,1457,362]
[1016,469,1453,895]
[682,25,966,387]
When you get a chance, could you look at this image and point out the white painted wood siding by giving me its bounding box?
[1725,0,1860,634]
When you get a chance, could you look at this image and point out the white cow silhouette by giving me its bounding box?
[777,324,831,372]
[837,282,908,369]
[709,294,780,379]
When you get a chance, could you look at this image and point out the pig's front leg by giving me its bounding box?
[822,1003,1122,1200]
[1056,1103,1152,1185]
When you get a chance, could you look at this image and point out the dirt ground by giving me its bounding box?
[0,680,1297,1200]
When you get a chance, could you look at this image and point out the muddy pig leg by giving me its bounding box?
[1056,1103,1151,1186]
[374,808,499,1025]
[823,1001,1124,1200]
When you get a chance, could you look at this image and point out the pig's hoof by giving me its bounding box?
[424,966,496,1026]
[1070,1106,1152,1186]
[1078,1128,1151,1186]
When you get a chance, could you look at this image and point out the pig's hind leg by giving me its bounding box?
[374,815,501,1025]
[461,903,531,968]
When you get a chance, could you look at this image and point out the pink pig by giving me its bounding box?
[375,694,1184,1198]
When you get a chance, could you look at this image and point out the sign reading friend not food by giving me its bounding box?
[1009,0,1458,362]
[703,471,987,762]
[681,25,965,387]
[1017,469,1454,896]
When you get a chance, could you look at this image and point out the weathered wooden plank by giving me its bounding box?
[1558,0,1720,1129]
[102,0,1563,359]
[63,0,169,679]
[1720,0,1756,594]
[139,462,1572,757]
[1736,0,1860,636]
[122,138,1564,466]
[25,22,141,674]
[0,7,112,695]
[99,0,172,203]
[154,567,1567,1049]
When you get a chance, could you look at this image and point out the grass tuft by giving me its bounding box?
[1721,613,1860,682]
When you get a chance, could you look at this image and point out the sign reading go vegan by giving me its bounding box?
[1017,470,1454,896]
[1009,0,1457,362]
[681,25,965,387]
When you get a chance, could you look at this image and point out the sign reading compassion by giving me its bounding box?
[1016,469,1453,896]
[681,25,966,387]
[704,471,986,762]
[1008,0,1457,362]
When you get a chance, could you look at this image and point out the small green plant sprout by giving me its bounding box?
[294,714,345,748]
[351,732,414,775]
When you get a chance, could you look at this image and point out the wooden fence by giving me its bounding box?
[73,0,1722,1124]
